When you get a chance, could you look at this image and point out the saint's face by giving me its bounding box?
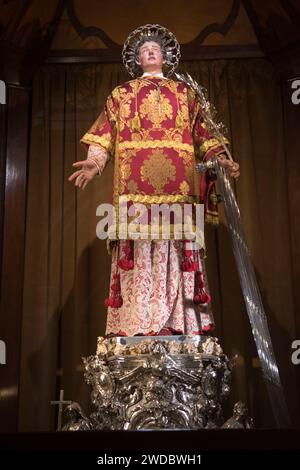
[137,41,165,73]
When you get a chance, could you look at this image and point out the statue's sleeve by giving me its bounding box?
[188,88,228,224]
[80,90,119,157]
[188,88,228,161]
[87,144,110,176]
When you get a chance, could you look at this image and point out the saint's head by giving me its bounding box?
[135,38,166,75]
[122,24,181,78]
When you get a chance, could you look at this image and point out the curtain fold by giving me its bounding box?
[20,60,297,431]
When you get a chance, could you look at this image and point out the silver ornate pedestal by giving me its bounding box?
[62,335,253,431]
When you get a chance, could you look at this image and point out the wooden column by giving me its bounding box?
[0,84,30,431]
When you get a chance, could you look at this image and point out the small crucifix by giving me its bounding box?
[51,389,72,431]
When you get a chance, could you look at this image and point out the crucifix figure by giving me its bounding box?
[50,389,72,431]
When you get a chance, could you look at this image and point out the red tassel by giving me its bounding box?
[181,241,198,272]
[105,273,123,308]
[193,292,211,305]
[193,271,211,305]
[105,244,123,309]
[202,324,213,332]
[118,240,134,271]
[105,297,123,308]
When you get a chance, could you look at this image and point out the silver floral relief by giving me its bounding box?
[63,335,253,431]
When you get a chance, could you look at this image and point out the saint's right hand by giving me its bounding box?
[68,159,98,189]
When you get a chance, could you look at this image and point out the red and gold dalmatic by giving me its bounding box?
[81,76,227,336]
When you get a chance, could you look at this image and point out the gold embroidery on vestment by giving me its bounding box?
[140,89,173,127]
[179,181,190,195]
[140,149,176,193]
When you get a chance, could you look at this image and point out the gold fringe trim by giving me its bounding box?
[80,134,112,152]
[117,194,200,204]
[200,137,229,154]
[118,140,194,152]
[107,223,204,244]
[200,139,219,153]
[205,213,219,225]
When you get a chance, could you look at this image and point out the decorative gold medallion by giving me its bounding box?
[140,90,173,127]
[140,149,176,193]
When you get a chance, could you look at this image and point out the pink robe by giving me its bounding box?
[87,145,213,336]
